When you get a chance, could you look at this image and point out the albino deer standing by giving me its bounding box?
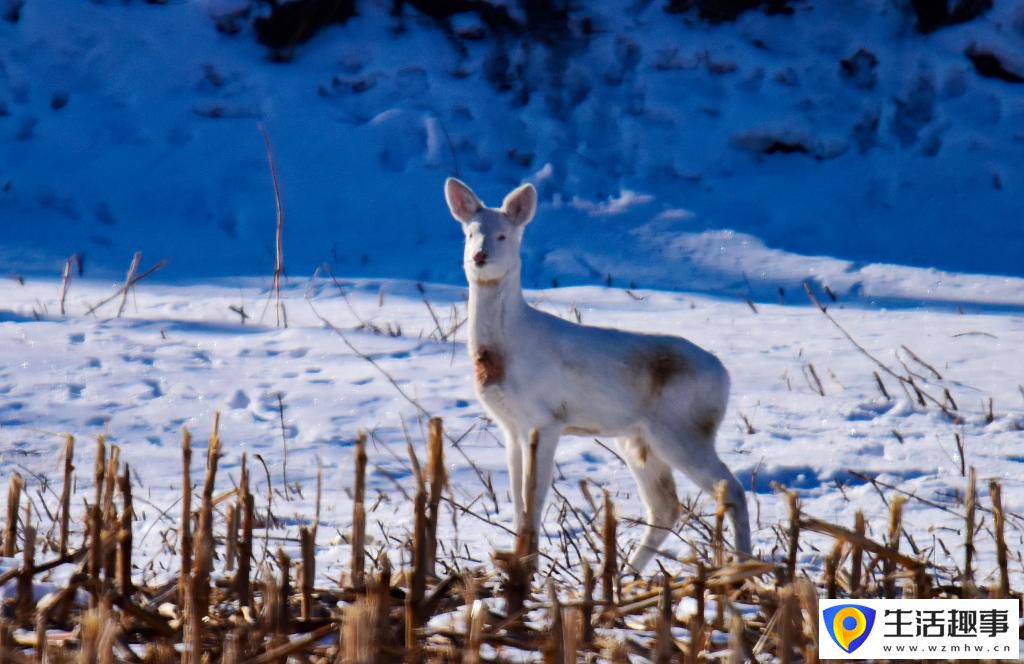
[445,178,751,570]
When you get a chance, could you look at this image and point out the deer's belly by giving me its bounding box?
[473,350,641,434]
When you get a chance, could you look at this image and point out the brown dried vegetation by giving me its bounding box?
[0,414,1016,663]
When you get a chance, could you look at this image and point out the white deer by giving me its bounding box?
[445,178,751,570]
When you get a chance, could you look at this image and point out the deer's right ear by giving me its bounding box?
[445,178,482,225]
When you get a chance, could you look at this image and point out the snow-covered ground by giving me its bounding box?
[2,273,1022,589]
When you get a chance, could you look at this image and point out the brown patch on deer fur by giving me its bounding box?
[635,441,649,465]
[660,473,681,520]
[658,472,677,499]
[696,410,721,439]
[621,437,649,467]
[474,347,505,386]
[556,403,601,436]
[633,346,690,400]
[565,426,601,436]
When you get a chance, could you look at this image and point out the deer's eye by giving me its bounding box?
[498,235,507,241]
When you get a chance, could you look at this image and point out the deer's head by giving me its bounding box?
[444,178,536,286]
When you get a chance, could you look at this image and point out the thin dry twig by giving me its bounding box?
[258,122,287,328]
[85,258,167,316]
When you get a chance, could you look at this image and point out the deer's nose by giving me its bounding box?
[473,251,487,266]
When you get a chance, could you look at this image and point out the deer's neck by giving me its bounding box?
[467,266,526,351]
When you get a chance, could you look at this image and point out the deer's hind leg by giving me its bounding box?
[643,421,751,555]
[618,435,681,572]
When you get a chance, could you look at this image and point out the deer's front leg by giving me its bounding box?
[503,426,525,532]
[520,425,560,532]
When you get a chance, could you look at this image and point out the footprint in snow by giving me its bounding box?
[121,353,154,366]
[258,392,285,412]
[141,379,162,399]
[228,390,250,409]
[165,418,189,432]
[845,400,897,421]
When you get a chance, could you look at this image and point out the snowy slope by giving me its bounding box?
[2,276,1022,589]
[1,0,1023,300]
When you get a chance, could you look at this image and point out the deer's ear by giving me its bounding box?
[502,183,537,227]
[445,178,482,224]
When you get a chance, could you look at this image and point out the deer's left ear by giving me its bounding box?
[502,183,537,227]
